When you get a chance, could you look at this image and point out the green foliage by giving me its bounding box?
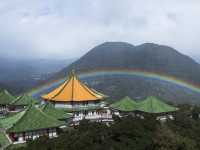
[151,125,197,150]
[191,106,200,120]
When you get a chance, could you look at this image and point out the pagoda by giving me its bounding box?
[137,96,178,121]
[0,90,15,116]
[137,96,177,114]
[1,105,65,144]
[41,71,112,124]
[110,96,138,117]
[110,96,137,112]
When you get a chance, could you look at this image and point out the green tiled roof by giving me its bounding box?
[0,111,26,130]
[0,90,15,105]
[0,132,10,148]
[40,103,72,120]
[110,96,137,112]
[110,96,178,113]
[7,105,65,133]
[10,94,39,106]
[137,96,177,113]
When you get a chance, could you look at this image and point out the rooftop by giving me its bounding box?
[41,71,106,102]
[0,90,15,105]
[40,103,72,120]
[5,105,65,133]
[10,94,39,106]
[111,96,177,113]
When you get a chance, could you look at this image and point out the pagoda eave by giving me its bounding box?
[43,99,103,103]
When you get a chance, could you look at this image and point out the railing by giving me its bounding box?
[73,114,113,122]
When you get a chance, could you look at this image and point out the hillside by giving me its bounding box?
[0,58,75,94]
[57,42,200,83]
[52,42,200,103]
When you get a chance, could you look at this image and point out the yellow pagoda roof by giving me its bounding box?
[41,72,106,102]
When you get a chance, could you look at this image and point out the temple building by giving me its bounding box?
[41,71,112,124]
[0,90,15,116]
[0,105,65,144]
[110,96,178,121]
[110,96,138,117]
[9,94,39,112]
[137,96,178,121]
[136,96,177,114]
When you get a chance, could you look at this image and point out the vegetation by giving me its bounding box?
[8,105,200,150]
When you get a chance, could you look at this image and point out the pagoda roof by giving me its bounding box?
[110,96,178,113]
[6,105,65,133]
[40,103,72,120]
[0,132,10,148]
[137,96,177,114]
[41,72,106,102]
[0,90,15,105]
[10,94,39,106]
[0,110,26,130]
[110,96,138,112]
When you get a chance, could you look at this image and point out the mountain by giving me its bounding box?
[191,55,200,64]
[52,42,200,104]
[57,42,200,83]
[0,58,75,94]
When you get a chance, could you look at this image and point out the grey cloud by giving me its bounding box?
[0,0,200,59]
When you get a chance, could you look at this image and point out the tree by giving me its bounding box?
[151,125,197,150]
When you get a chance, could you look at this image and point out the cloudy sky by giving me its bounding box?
[0,0,200,59]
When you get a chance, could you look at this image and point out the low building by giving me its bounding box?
[110,96,138,117]
[0,90,15,116]
[110,96,178,120]
[9,94,39,112]
[1,105,65,144]
[136,96,178,120]
[70,106,112,125]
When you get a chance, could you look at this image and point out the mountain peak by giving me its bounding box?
[101,41,135,47]
[59,41,200,82]
[89,42,135,53]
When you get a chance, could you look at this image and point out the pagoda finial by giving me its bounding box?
[68,69,76,78]
[71,69,75,75]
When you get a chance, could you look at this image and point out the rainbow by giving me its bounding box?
[29,69,200,96]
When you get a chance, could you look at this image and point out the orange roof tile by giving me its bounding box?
[41,72,106,102]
